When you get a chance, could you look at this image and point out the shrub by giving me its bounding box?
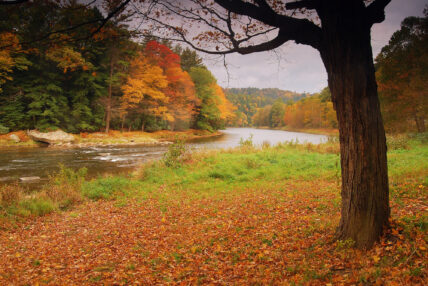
[239,134,254,148]
[42,165,87,209]
[0,184,22,207]
[163,140,187,168]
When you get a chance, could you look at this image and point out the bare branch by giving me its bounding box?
[285,0,319,10]
[0,0,28,4]
[214,0,282,27]
[214,0,322,50]
[0,0,131,51]
[366,0,392,25]
[90,0,132,37]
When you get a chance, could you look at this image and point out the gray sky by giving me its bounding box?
[204,0,427,93]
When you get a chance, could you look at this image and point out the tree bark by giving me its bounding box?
[319,1,390,248]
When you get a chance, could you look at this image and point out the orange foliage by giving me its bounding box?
[120,53,169,119]
[0,179,425,284]
[145,41,200,128]
[213,84,236,121]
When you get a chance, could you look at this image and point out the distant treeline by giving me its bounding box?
[225,88,309,126]
[249,87,337,129]
[0,1,235,134]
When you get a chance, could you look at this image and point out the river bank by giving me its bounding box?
[0,136,426,284]
[254,126,339,136]
[0,128,328,185]
[0,129,223,149]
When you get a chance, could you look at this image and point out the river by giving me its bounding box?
[0,128,327,185]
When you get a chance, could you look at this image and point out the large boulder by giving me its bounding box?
[9,134,20,143]
[27,129,75,144]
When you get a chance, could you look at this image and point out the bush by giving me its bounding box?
[42,165,86,209]
[0,124,9,134]
[0,184,22,207]
[163,140,187,168]
[239,134,254,148]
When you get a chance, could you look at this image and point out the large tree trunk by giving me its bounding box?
[319,1,390,248]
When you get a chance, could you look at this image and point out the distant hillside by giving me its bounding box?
[224,88,310,126]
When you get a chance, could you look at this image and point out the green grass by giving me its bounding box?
[1,134,426,220]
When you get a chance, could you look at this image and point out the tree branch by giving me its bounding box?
[285,0,319,10]
[214,0,321,50]
[90,0,131,37]
[366,0,392,25]
[0,0,131,51]
[0,0,28,4]
[214,0,282,27]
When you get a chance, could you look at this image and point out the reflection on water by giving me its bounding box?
[0,128,327,184]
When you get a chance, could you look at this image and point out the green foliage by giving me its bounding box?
[375,12,428,133]
[174,46,204,72]
[269,100,285,128]
[163,140,187,168]
[239,134,254,148]
[189,67,223,131]
[0,123,9,134]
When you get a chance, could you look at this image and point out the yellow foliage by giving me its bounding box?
[121,54,169,117]
[46,45,92,73]
[0,33,24,91]
[213,84,236,120]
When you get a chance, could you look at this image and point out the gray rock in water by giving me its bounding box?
[27,129,75,144]
[9,134,20,143]
[19,176,41,182]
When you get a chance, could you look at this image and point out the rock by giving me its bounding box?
[27,129,75,144]
[9,134,20,143]
[19,176,41,182]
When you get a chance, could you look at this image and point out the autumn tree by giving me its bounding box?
[252,105,272,127]
[139,0,393,248]
[145,41,199,130]
[121,52,169,130]
[269,99,285,128]
[376,12,428,133]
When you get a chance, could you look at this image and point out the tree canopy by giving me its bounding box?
[376,11,428,133]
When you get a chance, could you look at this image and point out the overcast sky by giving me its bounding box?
[202,0,427,93]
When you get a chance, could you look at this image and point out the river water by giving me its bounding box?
[0,128,327,185]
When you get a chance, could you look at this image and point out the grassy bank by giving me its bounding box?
[0,129,221,148]
[254,126,339,136]
[0,135,426,284]
[280,126,339,136]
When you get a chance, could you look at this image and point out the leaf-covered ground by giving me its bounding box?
[0,141,426,285]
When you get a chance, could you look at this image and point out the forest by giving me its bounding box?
[1,2,426,135]
[0,1,235,134]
